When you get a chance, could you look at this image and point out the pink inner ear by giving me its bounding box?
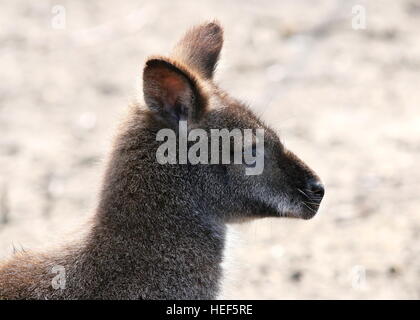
[162,75,187,106]
[147,64,189,108]
[143,59,200,119]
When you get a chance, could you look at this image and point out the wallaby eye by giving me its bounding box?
[251,144,257,156]
[243,144,258,166]
[244,144,257,156]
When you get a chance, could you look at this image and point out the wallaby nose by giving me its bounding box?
[307,179,325,200]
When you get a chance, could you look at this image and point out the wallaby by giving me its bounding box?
[0,21,324,300]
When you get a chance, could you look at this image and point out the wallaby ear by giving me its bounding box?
[172,21,223,79]
[143,58,206,125]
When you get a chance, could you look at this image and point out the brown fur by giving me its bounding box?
[0,21,324,300]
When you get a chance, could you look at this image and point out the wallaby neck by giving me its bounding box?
[69,136,227,299]
[83,195,226,299]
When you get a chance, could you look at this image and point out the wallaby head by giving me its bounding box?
[134,21,324,224]
[0,21,324,301]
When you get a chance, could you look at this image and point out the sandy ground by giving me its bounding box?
[1,0,420,299]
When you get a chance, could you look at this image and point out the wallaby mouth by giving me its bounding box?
[270,182,324,220]
[296,179,325,219]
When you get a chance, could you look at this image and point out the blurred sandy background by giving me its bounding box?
[1,0,420,299]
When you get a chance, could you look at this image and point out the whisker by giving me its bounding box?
[304,189,323,199]
[304,189,323,196]
[302,202,316,213]
[304,201,320,207]
[297,188,311,200]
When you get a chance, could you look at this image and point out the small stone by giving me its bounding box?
[290,270,303,282]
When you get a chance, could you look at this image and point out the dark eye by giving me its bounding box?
[229,142,258,165]
[243,144,257,166]
[250,144,257,156]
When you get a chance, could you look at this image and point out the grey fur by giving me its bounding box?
[0,21,323,300]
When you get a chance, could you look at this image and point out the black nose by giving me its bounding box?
[307,180,325,199]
